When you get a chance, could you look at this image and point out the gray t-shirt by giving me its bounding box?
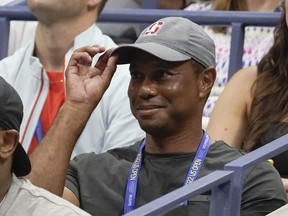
[66,141,287,215]
[0,175,90,216]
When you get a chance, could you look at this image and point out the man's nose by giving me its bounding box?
[138,78,157,98]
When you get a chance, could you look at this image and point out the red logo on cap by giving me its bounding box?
[145,21,163,35]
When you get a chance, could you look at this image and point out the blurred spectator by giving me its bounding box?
[0,0,37,56]
[207,0,288,192]
[3,0,198,55]
[4,0,159,55]
[0,77,90,216]
[185,0,283,129]
[0,0,145,158]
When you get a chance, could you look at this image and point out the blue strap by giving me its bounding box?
[124,132,211,213]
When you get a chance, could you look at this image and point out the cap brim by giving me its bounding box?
[111,43,191,64]
[13,143,31,177]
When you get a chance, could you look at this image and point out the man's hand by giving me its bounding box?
[65,46,117,112]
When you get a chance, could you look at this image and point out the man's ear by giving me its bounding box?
[198,67,216,100]
[0,130,19,160]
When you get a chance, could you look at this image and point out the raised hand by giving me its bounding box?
[65,45,117,112]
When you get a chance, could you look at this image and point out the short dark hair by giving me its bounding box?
[191,59,205,77]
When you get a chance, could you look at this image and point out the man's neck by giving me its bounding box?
[144,128,205,154]
[34,18,94,72]
[0,173,12,204]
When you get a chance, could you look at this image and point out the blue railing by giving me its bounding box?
[125,170,235,216]
[5,0,27,6]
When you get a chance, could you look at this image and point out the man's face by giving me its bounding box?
[28,0,86,23]
[128,51,203,136]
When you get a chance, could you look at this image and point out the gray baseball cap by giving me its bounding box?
[111,17,215,68]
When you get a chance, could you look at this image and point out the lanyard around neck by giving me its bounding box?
[124,132,211,214]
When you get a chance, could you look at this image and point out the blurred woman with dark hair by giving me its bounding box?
[185,0,283,128]
[207,0,288,192]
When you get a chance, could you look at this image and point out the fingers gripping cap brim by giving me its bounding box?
[111,43,191,64]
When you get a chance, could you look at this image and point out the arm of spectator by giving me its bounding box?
[207,67,257,148]
[27,46,117,196]
[63,187,80,207]
[282,178,288,194]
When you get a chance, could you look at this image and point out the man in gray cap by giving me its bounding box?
[0,77,91,215]
[27,17,287,215]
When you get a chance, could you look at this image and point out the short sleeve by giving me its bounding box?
[65,158,81,199]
